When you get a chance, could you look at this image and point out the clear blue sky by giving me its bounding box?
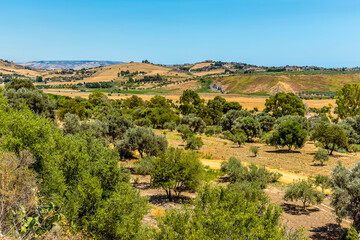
[1,0,360,67]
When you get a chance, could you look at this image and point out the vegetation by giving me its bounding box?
[313,148,329,166]
[151,147,204,201]
[264,92,306,118]
[269,120,308,150]
[336,83,360,119]
[283,180,325,210]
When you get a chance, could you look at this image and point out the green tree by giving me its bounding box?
[63,113,81,134]
[331,161,360,231]
[283,179,324,210]
[122,127,168,157]
[231,130,247,147]
[182,114,206,133]
[179,90,204,115]
[312,123,348,155]
[88,91,109,106]
[155,184,287,239]
[255,112,275,132]
[151,147,204,201]
[264,92,306,118]
[123,95,144,109]
[313,148,329,166]
[5,78,36,91]
[185,136,203,150]
[310,174,331,193]
[250,146,259,157]
[4,88,55,119]
[233,117,261,141]
[269,120,308,151]
[336,83,360,119]
[220,110,251,132]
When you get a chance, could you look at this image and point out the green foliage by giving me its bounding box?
[63,113,81,134]
[155,184,286,239]
[151,147,204,201]
[163,121,176,131]
[255,112,275,132]
[123,95,144,108]
[233,117,261,141]
[0,100,148,239]
[133,157,155,175]
[88,91,109,106]
[121,127,168,157]
[58,98,92,120]
[185,136,204,150]
[313,148,329,166]
[336,83,360,119]
[284,179,325,210]
[181,114,206,133]
[204,126,222,136]
[4,87,55,119]
[269,120,308,150]
[310,174,331,193]
[250,146,259,157]
[231,131,247,147]
[312,123,348,155]
[264,92,306,118]
[203,165,224,183]
[345,226,359,240]
[176,124,195,141]
[331,161,360,231]
[220,110,252,132]
[179,90,204,115]
[5,78,36,91]
[221,157,281,188]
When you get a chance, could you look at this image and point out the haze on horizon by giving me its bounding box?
[1,0,360,67]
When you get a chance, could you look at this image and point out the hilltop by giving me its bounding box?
[20,60,125,70]
[0,59,45,79]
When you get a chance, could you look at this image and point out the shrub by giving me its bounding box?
[133,157,155,175]
[231,131,247,147]
[250,146,259,157]
[310,174,331,193]
[185,136,204,150]
[283,179,324,210]
[151,147,204,201]
[313,148,329,166]
[164,121,176,131]
[221,157,281,188]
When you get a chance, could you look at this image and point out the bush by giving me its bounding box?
[269,120,308,150]
[133,157,155,175]
[185,136,204,150]
[164,121,176,131]
[250,146,259,157]
[221,157,281,188]
[231,131,247,147]
[151,147,204,201]
[283,179,324,210]
[313,148,329,166]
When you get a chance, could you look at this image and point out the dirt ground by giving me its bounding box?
[130,173,349,239]
[159,130,360,177]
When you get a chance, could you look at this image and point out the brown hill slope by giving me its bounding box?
[0,60,45,78]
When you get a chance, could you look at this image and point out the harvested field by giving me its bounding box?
[44,89,336,111]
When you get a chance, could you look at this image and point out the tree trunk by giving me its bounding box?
[330,144,335,155]
[303,201,306,210]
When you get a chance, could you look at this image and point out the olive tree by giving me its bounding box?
[264,92,306,118]
[233,117,261,141]
[336,83,360,119]
[312,123,348,155]
[283,179,324,210]
[121,127,168,158]
[151,147,204,201]
[269,120,308,151]
[331,162,360,231]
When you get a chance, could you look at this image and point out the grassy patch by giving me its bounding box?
[196,78,213,93]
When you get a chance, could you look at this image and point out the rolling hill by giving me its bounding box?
[20,60,125,70]
[0,59,45,78]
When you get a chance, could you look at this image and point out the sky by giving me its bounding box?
[1,0,360,67]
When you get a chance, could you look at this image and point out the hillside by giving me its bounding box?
[20,60,124,70]
[214,73,360,94]
[81,62,190,83]
[0,59,45,78]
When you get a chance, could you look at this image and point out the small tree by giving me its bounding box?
[232,132,247,147]
[233,117,261,141]
[185,136,203,150]
[310,174,331,193]
[151,147,204,201]
[312,123,348,155]
[283,179,324,210]
[63,113,81,134]
[250,146,259,157]
[269,120,307,151]
[331,161,360,231]
[313,148,329,166]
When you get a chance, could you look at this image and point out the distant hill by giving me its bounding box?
[0,59,45,78]
[20,60,125,70]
